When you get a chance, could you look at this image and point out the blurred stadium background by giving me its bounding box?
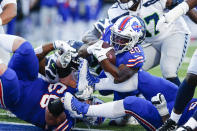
[1,0,197,130]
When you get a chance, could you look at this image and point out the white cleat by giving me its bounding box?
[77,59,89,92]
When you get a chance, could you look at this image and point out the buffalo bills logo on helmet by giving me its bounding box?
[131,21,142,32]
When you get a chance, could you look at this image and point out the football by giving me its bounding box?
[102,41,116,65]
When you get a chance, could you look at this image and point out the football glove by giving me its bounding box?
[151,93,169,116]
[87,40,113,62]
[53,40,77,54]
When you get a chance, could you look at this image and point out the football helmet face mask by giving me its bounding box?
[116,0,139,10]
[110,15,146,54]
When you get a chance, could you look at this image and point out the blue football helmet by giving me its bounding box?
[110,15,146,54]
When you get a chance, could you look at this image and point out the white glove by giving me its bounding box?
[86,40,104,54]
[75,86,94,100]
[151,93,169,116]
[87,40,113,62]
[53,40,76,54]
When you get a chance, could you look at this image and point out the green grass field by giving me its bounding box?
[0,40,197,130]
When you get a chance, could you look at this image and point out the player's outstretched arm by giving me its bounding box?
[35,43,54,62]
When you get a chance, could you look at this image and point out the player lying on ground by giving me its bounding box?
[0,34,104,130]
[63,90,197,131]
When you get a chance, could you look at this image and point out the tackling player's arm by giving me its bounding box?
[187,9,197,23]
[0,1,17,25]
[34,43,54,75]
[100,59,138,84]
[166,0,197,23]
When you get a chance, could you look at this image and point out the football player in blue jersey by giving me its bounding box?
[77,15,177,100]
[78,15,146,93]
[0,34,92,130]
[76,15,178,126]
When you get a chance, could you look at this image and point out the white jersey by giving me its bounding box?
[187,49,197,75]
[108,2,190,43]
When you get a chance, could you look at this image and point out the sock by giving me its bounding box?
[170,111,182,123]
[174,79,195,112]
[184,117,197,130]
[86,100,125,118]
[95,73,138,92]
[167,77,181,86]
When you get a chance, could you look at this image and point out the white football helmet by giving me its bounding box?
[110,15,146,54]
[116,0,139,10]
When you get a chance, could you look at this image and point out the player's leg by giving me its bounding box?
[138,70,178,103]
[94,72,138,92]
[158,50,197,131]
[0,34,39,80]
[8,37,39,81]
[77,59,138,92]
[64,92,162,130]
[142,43,160,71]
[172,50,197,122]
[0,59,20,109]
[160,33,190,86]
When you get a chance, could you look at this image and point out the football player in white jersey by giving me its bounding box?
[106,0,195,86]
[154,1,197,130]
[0,0,17,65]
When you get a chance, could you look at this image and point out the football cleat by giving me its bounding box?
[77,59,89,91]
[64,92,89,115]
[176,126,193,131]
[157,118,177,131]
[75,87,94,100]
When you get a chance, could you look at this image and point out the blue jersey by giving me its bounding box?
[0,42,76,130]
[100,24,145,100]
